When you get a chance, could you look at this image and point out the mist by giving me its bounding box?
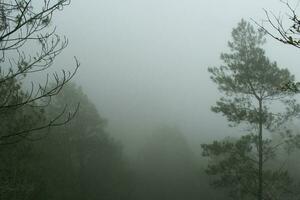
[2,0,300,199]
[50,0,300,152]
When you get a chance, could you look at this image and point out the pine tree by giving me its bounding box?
[207,19,300,200]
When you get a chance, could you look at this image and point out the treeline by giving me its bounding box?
[0,83,132,200]
[0,81,220,200]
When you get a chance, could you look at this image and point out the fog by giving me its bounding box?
[50,0,300,153]
[3,0,300,199]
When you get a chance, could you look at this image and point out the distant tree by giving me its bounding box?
[207,19,300,200]
[0,0,79,144]
[33,83,133,200]
[134,126,202,200]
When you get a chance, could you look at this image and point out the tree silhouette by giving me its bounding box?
[0,0,79,144]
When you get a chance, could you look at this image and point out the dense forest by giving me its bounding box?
[1,0,300,200]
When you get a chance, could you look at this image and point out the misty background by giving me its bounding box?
[49,0,300,156]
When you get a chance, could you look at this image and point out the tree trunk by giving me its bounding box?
[258,99,263,200]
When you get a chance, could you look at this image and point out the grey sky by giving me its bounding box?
[51,0,300,150]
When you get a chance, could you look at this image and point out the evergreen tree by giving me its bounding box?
[206,19,300,200]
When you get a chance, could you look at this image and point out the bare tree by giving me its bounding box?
[255,0,300,92]
[258,1,300,48]
[0,0,79,144]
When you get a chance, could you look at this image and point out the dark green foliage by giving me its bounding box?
[0,77,45,144]
[0,142,40,200]
[0,77,46,199]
